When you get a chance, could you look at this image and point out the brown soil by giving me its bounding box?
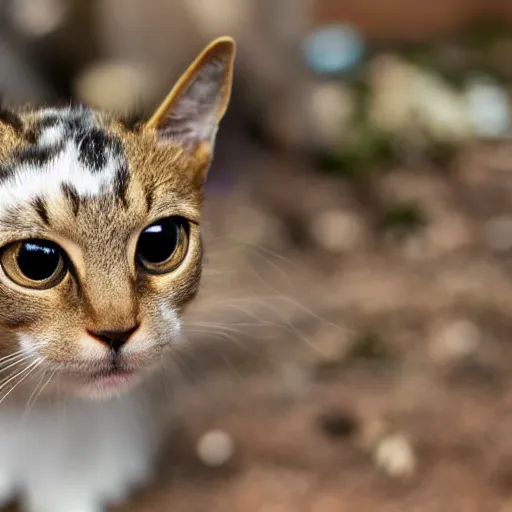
[116,139,512,511]
[4,138,512,511]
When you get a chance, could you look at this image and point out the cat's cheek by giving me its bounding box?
[0,269,78,331]
[0,287,45,332]
[144,261,202,314]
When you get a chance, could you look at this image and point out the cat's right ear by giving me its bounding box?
[144,37,235,158]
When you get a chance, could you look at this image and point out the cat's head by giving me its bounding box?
[0,37,235,400]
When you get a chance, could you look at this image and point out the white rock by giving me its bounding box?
[484,215,512,252]
[184,0,251,33]
[430,319,481,363]
[197,430,235,467]
[426,214,473,253]
[10,0,67,38]
[74,61,155,114]
[369,55,474,142]
[374,434,416,478]
[465,76,511,137]
[310,210,365,253]
[280,362,311,396]
[306,82,355,150]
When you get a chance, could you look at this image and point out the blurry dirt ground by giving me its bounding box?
[128,137,512,511]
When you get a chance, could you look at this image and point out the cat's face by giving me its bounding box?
[0,38,235,400]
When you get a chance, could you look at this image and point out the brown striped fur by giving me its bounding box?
[0,37,235,400]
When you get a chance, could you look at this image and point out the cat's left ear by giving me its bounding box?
[145,36,235,156]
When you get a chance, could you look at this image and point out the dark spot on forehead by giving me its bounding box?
[14,144,63,168]
[0,165,13,184]
[37,115,60,130]
[36,107,93,137]
[61,183,81,217]
[24,128,37,145]
[145,189,154,213]
[66,117,89,135]
[32,196,50,226]
[74,129,123,172]
[114,163,130,207]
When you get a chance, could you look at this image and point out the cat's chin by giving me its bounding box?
[76,374,143,400]
[62,369,145,401]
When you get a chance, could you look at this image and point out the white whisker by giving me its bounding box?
[24,369,47,413]
[0,350,27,365]
[24,369,55,416]
[0,355,32,377]
[0,359,42,406]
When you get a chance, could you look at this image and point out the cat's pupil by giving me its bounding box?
[17,240,61,281]
[138,218,180,264]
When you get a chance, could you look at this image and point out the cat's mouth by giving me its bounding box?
[54,353,155,398]
[85,364,136,387]
[70,366,141,399]
[62,359,140,395]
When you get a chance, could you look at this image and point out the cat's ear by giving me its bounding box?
[145,36,235,155]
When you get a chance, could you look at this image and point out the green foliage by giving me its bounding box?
[379,201,426,237]
[464,17,512,51]
[402,45,468,92]
[349,331,388,360]
[317,123,396,180]
[423,138,459,167]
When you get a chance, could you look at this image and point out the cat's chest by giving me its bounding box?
[0,392,160,509]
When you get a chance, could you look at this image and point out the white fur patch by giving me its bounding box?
[155,303,182,344]
[0,394,157,511]
[0,139,122,215]
[37,124,65,147]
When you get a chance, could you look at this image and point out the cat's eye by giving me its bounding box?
[0,239,67,289]
[136,217,189,274]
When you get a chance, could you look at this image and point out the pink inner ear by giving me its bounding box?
[156,57,227,149]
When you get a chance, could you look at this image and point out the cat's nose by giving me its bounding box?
[88,326,139,352]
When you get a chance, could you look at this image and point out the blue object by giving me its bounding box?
[303,24,365,75]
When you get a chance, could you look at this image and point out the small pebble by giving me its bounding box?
[74,61,155,113]
[374,434,416,479]
[466,76,511,137]
[185,0,249,33]
[401,233,433,261]
[197,430,235,467]
[318,410,358,439]
[427,214,473,253]
[311,327,351,364]
[10,0,66,38]
[280,362,311,396]
[484,215,512,252]
[310,210,365,253]
[306,82,354,149]
[430,319,481,363]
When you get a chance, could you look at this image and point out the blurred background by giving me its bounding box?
[3,0,512,510]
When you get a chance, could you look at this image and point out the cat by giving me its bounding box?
[0,36,235,512]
